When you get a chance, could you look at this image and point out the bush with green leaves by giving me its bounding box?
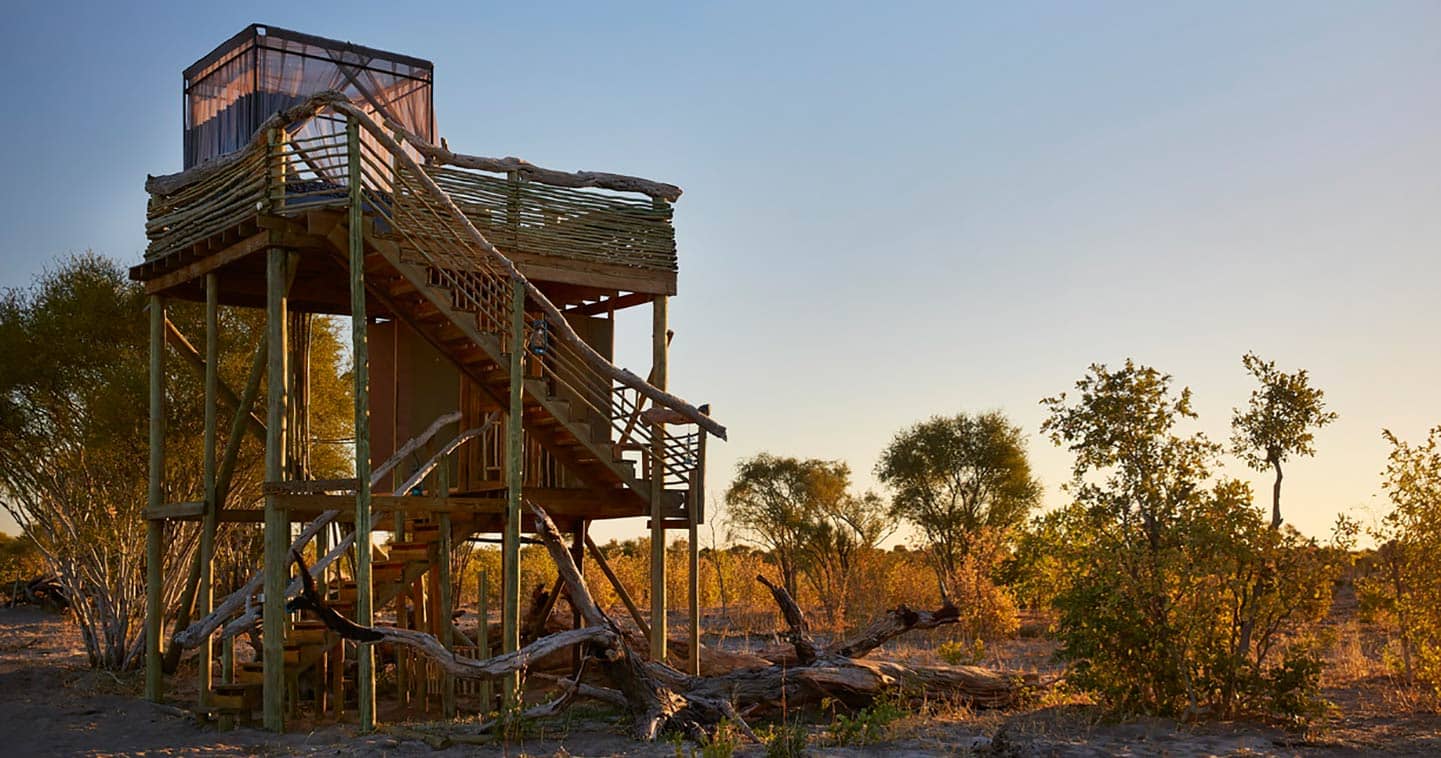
[1357,425,1441,692]
[1040,360,1341,720]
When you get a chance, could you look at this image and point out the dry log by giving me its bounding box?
[272,502,1051,743]
[757,574,817,664]
[828,600,962,659]
[173,412,480,649]
[286,550,619,679]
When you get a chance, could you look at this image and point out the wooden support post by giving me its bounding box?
[650,294,669,663]
[502,277,525,709]
[220,632,235,730]
[199,274,220,705]
[586,535,650,638]
[263,248,290,732]
[689,427,707,677]
[349,114,378,731]
[144,296,165,702]
[216,335,267,505]
[437,460,456,719]
[395,506,409,706]
[571,520,587,674]
[478,568,491,717]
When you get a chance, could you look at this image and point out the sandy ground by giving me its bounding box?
[3,604,1441,756]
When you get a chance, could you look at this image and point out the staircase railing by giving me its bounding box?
[263,95,723,504]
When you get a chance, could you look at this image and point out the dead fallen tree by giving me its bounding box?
[288,502,1053,742]
[3,574,70,610]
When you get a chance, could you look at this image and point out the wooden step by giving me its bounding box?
[388,541,432,562]
[374,559,407,582]
[235,663,263,684]
[211,682,260,712]
[408,523,441,542]
[287,624,330,646]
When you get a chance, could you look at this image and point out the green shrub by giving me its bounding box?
[761,719,808,758]
[826,693,907,746]
[937,638,986,666]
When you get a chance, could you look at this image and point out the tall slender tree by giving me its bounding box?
[1230,352,1337,529]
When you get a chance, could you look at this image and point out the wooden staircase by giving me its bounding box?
[211,515,467,722]
[327,218,690,523]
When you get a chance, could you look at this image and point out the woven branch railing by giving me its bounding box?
[279,98,721,500]
[144,91,722,505]
[431,166,677,274]
[334,109,719,498]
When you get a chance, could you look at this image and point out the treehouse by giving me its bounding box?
[131,24,722,731]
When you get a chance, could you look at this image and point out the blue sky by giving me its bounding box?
[2,2,1439,542]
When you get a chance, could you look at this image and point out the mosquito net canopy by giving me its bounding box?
[183,24,434,169]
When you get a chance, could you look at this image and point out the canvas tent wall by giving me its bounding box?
[183,24,434,169]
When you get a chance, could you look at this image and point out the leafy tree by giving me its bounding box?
[0,253,351,669]
[723,454,850,602]
[1040,360,1338,720]
[0,532,44,582]
[1230,352,1337,529]
[800,489,892,626]
[1358,426,1441,689]
[875,411,1041,597]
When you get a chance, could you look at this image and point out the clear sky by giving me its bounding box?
[2,2,1439,542]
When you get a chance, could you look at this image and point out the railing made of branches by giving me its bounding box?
[260,103,716,502]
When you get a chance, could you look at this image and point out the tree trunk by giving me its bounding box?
[1270,457,1284,530]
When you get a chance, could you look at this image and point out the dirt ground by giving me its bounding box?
[3,604,1440,757]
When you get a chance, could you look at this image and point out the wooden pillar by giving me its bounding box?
[649,295,669,663]
[689,426,706,677]
[502,277,525,709]
[348,114,378,731]
[437,460,456,719]
[263,248,290,732]
[144,296,165,702]
[570,520,586,674]
[477,568,491,717]
[199,274,220,705]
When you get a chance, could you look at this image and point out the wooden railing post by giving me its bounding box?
[144,295,166,702]
[348,113,378,731]
[267,127,285,212]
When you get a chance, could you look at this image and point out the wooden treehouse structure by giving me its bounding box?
[133,24,724,732]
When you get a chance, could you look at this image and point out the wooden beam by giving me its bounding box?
[400,131,683,202]
[147,501,206,520]
[164,317,266,441]
[263,478,360,495]
[215,333,267,509]
[563,291,653,317]
[140,229,268,293]
[508,251,676,297]
[586,535,650,638]
[145,296,165,703]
